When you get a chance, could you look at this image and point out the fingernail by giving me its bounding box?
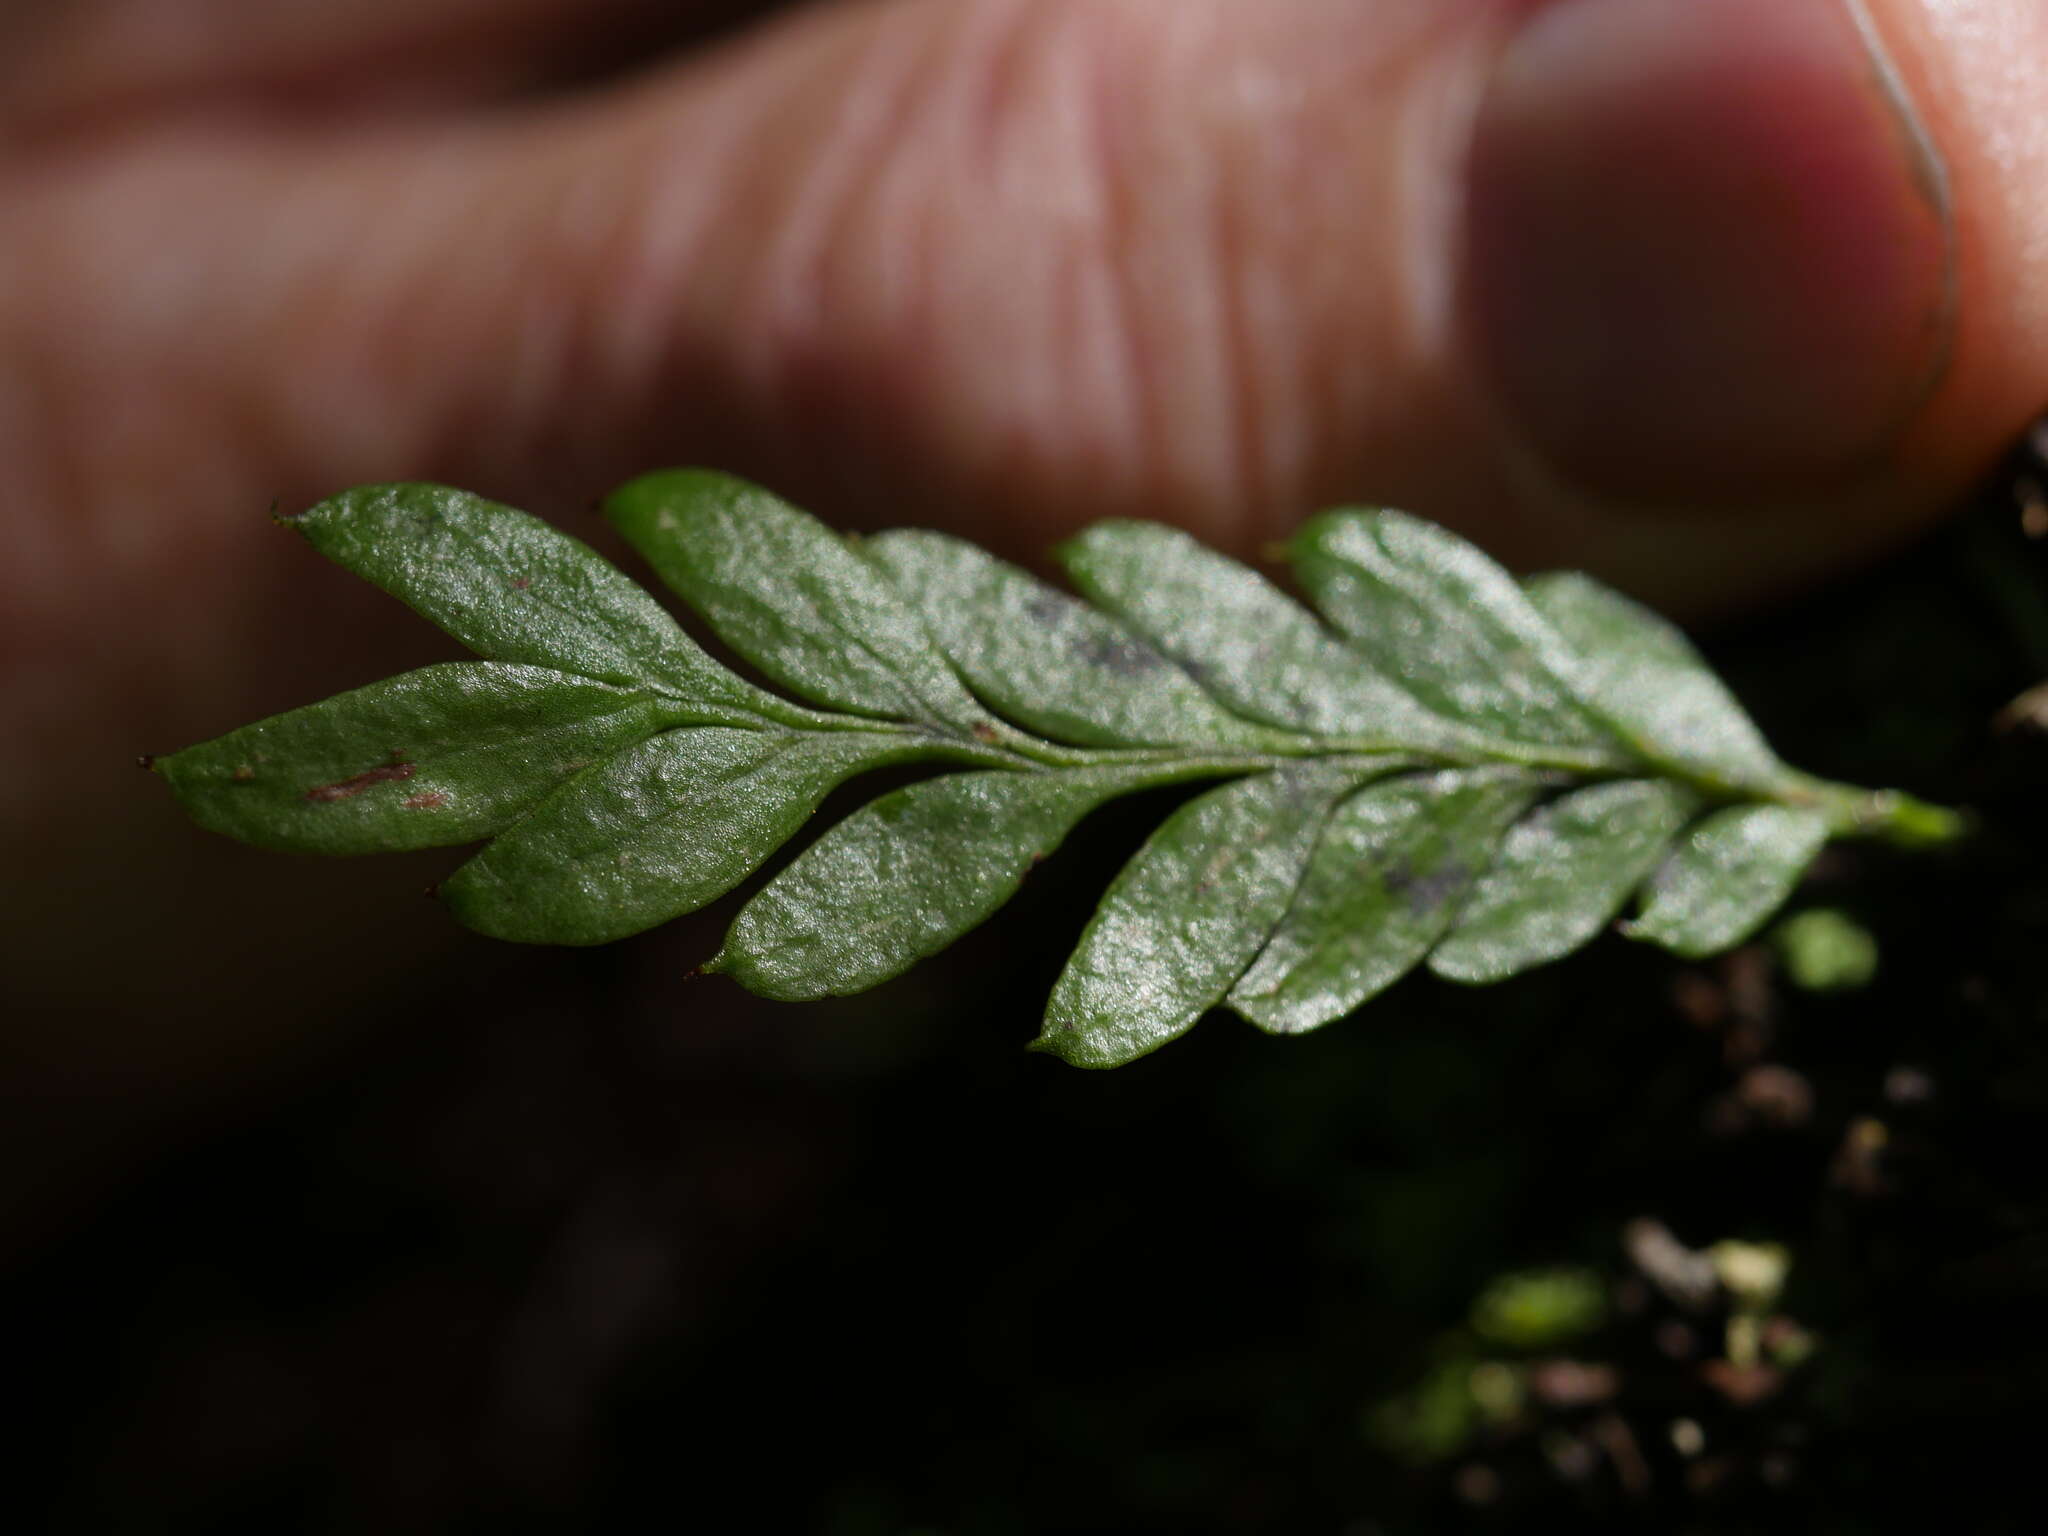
[1463,0,1954,502]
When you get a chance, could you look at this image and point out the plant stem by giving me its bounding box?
[1780,774,1971,846]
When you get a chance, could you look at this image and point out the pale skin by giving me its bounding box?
[5,0,2048,1184]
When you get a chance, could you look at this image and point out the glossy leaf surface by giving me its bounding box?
[1058,521,1463,748]
[1037,766,1359,1068]
[866,531,1287,750]
[606,470,987,731]
[1292,509,1622,757]
[442,725,922,945]
[1525,572,1788,793]
[292,484,760,710]
[159,470,1960,1069]
[1429,779,1699,983]
[1230,768,1541,1032]
[1627,804,1831,958]
[717,764,1162,1000]
[158,663,673,854]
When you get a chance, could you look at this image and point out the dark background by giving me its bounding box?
[9,470,2048,1533]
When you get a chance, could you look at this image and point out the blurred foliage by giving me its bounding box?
[1771,910,1881,993]
[1469,1267,1608,1350]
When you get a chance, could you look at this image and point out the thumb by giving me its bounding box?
[1458,0,2048,605]
[19,0,2048,609]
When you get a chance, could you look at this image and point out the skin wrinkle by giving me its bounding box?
[0,0,703,138]
[1207,44,1268,537]
[1393,28,1519,513]
[748,17,921,457]
[516,7,864,508]
[1152,10,1247,538]
[834,3,999,514]
[1079,13,1167,546]
[1032,22,1137,511]
[501,147,614,488]
[899,0,1061,504]
[575,42,789,495]
[1025,3,1140,505]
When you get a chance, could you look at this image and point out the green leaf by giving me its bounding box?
[1626,804,1831,958]
[605,470,988,731]
[157,662,673,854]
[865,530,1290,750]
[715,764,1163,1000]
[1291,509,1624,758]
[441,725,927,945]
[1229,768,1541,1032]
[1058,520,1474,750]
[291,484,762,713]
[1036,765,1363,1068]
[1428,779,1698,984]
[160,471,1967,1069]
[1524,572,1789,793]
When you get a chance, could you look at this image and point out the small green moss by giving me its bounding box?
[1469,1267,1606,1350]
[1772,908,1880,992]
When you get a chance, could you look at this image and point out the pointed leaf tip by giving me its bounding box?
[290,482,763,710]
[157,662,677,855]
[441,724,928,945]
[1037,765,1360,1067]
[1523,571,1787,793]
[1427,778,1697,984]
[1289,509,1622,757]
[606,471,989,732]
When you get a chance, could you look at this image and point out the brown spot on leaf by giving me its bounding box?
[971,721,998,743]
[511,576,532,590]
[231,765,256,782]
[303,756,416,803]
[400,790,449,811]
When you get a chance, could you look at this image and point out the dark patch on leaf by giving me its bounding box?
[1385,855,1471,919]
[303,755,416,803]
[1076,629,1165,677]
[1021,591,1067,627]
